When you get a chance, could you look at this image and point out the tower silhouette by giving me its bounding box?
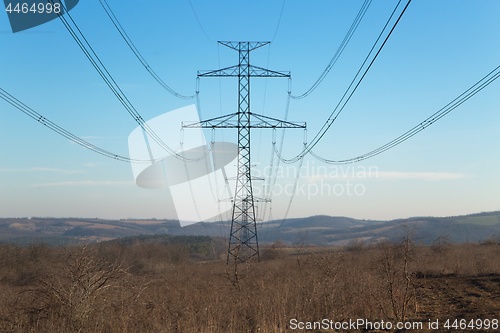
[184,41,306,262]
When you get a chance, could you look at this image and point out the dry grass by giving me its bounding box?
[0,238,498,332]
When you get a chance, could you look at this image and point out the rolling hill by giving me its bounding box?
[0,211,499,246]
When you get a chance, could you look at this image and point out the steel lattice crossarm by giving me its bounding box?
[198,65,290,78]
[182,112,306,129]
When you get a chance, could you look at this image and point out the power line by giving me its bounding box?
[188,0,213,42]
[290,0,373,100]
[188,0,285,43]
[97,0,196,100]
[278,149,305,228]
[51,0,207,162]
[305,0,410,156]
[309,65,500,164]
[278,0,412,164]
[0,87,151,163]
[256,45,274,162]
[271,0,286,42]
[261,81,293,220]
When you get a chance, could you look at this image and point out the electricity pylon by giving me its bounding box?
[184,41,306,263]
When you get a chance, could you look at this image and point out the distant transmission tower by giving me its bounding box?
[184,41,305,263]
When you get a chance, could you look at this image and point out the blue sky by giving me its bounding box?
[1,0,499,221]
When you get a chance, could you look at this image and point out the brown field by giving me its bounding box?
[0,237,498,332]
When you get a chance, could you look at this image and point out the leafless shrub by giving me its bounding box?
[16,244,143,332]
[431,235,451,254]
[345,238,367,252]
[372,233,418,322]
[481,237,500,246]
[260,241,286,261]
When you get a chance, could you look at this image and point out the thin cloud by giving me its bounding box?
[31,167,84,175]
[0,167,83,175]
[376,171,467,180]
[31,180,133,187]
[305,171,467,182]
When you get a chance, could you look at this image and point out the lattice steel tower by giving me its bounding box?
[184,41,305,262]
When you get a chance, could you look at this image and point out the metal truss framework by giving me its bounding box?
[184,41,306,263]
